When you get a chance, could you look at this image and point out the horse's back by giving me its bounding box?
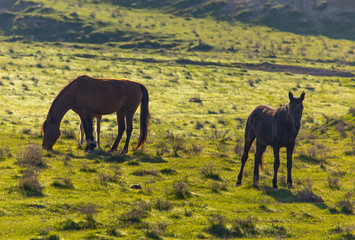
[71,75,143,115]
[245,105,275,145]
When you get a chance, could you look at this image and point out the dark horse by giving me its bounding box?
[237,91,305,189]
[42,75,150,155]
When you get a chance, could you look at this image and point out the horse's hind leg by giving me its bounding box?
[237,134,255,186]
[79,121,84,145]
[120,113,134,156]
[95,115,102,150]
[110,110,125,152]
[253,140,266,187]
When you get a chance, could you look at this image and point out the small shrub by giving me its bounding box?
[348,107,355,115]
[170,181,191,199]
[153,198,173,211]
[295,184,324,203]
[99,166,121,184]
[78,203,98,229]
[209,181,228,193]
[0,146,11,160]
[231,217,258,237]
[51,178,74,189]
[58,219,81,230]
[166,131,186,156]
[145,223,168,240]
[297,142,326,165]
[30,234,60,240]
[17,144,45,168]
[80,164,97,173]
[263,224,287,237]
[234,140,243,156]
[200,164,221,180]
[328,177,340,189]
[18,169,44,197]
[132,169,159,177]
[190,143,203,155]
[120,201,151,223]
[337,192,354,214]
[61,129,76,139]
[159,167,177,175]
[207,214,230,238]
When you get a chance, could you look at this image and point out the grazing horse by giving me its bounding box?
[42,75,150,155]
[236,91,305,189]
[79,114,102,150]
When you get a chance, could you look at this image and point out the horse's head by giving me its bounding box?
[288,91,305,131]
[42,119,60,150]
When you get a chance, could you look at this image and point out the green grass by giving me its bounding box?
[0,0,354,239]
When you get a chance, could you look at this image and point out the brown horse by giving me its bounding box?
[236,91,305,189]
[42,75,150,155]
[79,114,102,150]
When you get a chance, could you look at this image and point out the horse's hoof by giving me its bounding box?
[109,148,116,153]
[236,181,242,187]
[86,149,95,154]
[273,185,278,189]
[119,150,127,157]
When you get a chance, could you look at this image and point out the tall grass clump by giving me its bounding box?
[18,169,44,197]
[169,181,191,199]
[295,183,324,203]
[200,163,221,180]
[0,146,11,160]
[120,201,152,224]
[17,144,45,168]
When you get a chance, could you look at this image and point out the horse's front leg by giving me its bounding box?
[81,114,96,152]
[286,143,295,188]
[253,140,266,187]
[272,145,280,189]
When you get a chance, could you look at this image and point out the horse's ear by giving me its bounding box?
[300,91,305,101]
[289,91,293,101]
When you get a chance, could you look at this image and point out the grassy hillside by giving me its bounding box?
[0,0,354,239]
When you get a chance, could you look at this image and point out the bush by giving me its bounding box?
[207,214,230,238]
[51,178,74,189]
[170,181,191,200]
[98,166,121,184]
[200,164,221,180]
[153,198,173,211]
[132,169,159,177]
[231,217,258,237]
[295,184,324,203]
[0,146,11,160]
[120,201,151,223]
[18,169,44,197]
[58,219,81,231]
[17,144,45,168]
[328,177,340,189]
[337,192,354,214]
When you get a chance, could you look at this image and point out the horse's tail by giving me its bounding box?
[135,84,150,150]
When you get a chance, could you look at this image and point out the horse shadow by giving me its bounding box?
[262,186,328,210]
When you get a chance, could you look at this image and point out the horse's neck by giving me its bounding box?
[276,105,292,127]
[47,93,70,125]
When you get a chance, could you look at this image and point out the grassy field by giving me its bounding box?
[0,0,354,239]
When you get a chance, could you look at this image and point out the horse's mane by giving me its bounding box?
[273,103,290,124]
[47,76,80,120]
